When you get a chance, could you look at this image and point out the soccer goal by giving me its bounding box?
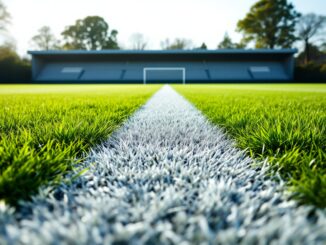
[143,67,186,84]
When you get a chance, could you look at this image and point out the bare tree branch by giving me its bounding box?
[129,33,148,50]
[0,0,11,31]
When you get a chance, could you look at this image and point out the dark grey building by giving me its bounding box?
[28,49,297,83]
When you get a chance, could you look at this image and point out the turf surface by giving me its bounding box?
[0,85,160,206]
[2,85,325,244]
[174,84,326,207]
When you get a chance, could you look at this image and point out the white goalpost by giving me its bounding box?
[143,67,186,84]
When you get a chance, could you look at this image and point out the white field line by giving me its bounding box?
[0,85,325,244]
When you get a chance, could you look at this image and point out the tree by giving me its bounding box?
[0,44,31,83]
[129,33,148,50]
[0,0,10,31]
[296,44,324,65]
[321,42,326,53]
[161,38,193,50]
[217,33,246,49]
[103,29,119,50]
[237,0,300,49]
[218,33,234,49]
[297,13,326,64]
[61,16,119,50]
[196,43,207,50]
[31,26,60,50]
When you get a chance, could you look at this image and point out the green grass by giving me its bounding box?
[0,85,160,206]
[174,84,326,208]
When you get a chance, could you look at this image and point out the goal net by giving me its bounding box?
[143,67,186,84]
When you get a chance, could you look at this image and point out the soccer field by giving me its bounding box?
[0,85,160,205]
[0,84,325,244]
[1,84,325,207]
[174,84,326,207]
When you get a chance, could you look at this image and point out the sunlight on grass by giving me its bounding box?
[175,84,326,207]
[0,85,160,206]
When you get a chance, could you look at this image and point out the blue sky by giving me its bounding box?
[2,0,326,56]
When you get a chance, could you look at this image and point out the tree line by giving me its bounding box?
[0,1,30,82]
[29,0,326,65]
[0,0,325,82]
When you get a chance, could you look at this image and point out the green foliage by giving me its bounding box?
[321,64,326,73]
[217,33,246,49]
[198,43,207,50]
[175,84,326,207]
[194,43,207,50]
[296,44,325,65]
[0,85,159,206]
[237,0,300,49]
[0,45,31,83]
[61,16,119,50]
